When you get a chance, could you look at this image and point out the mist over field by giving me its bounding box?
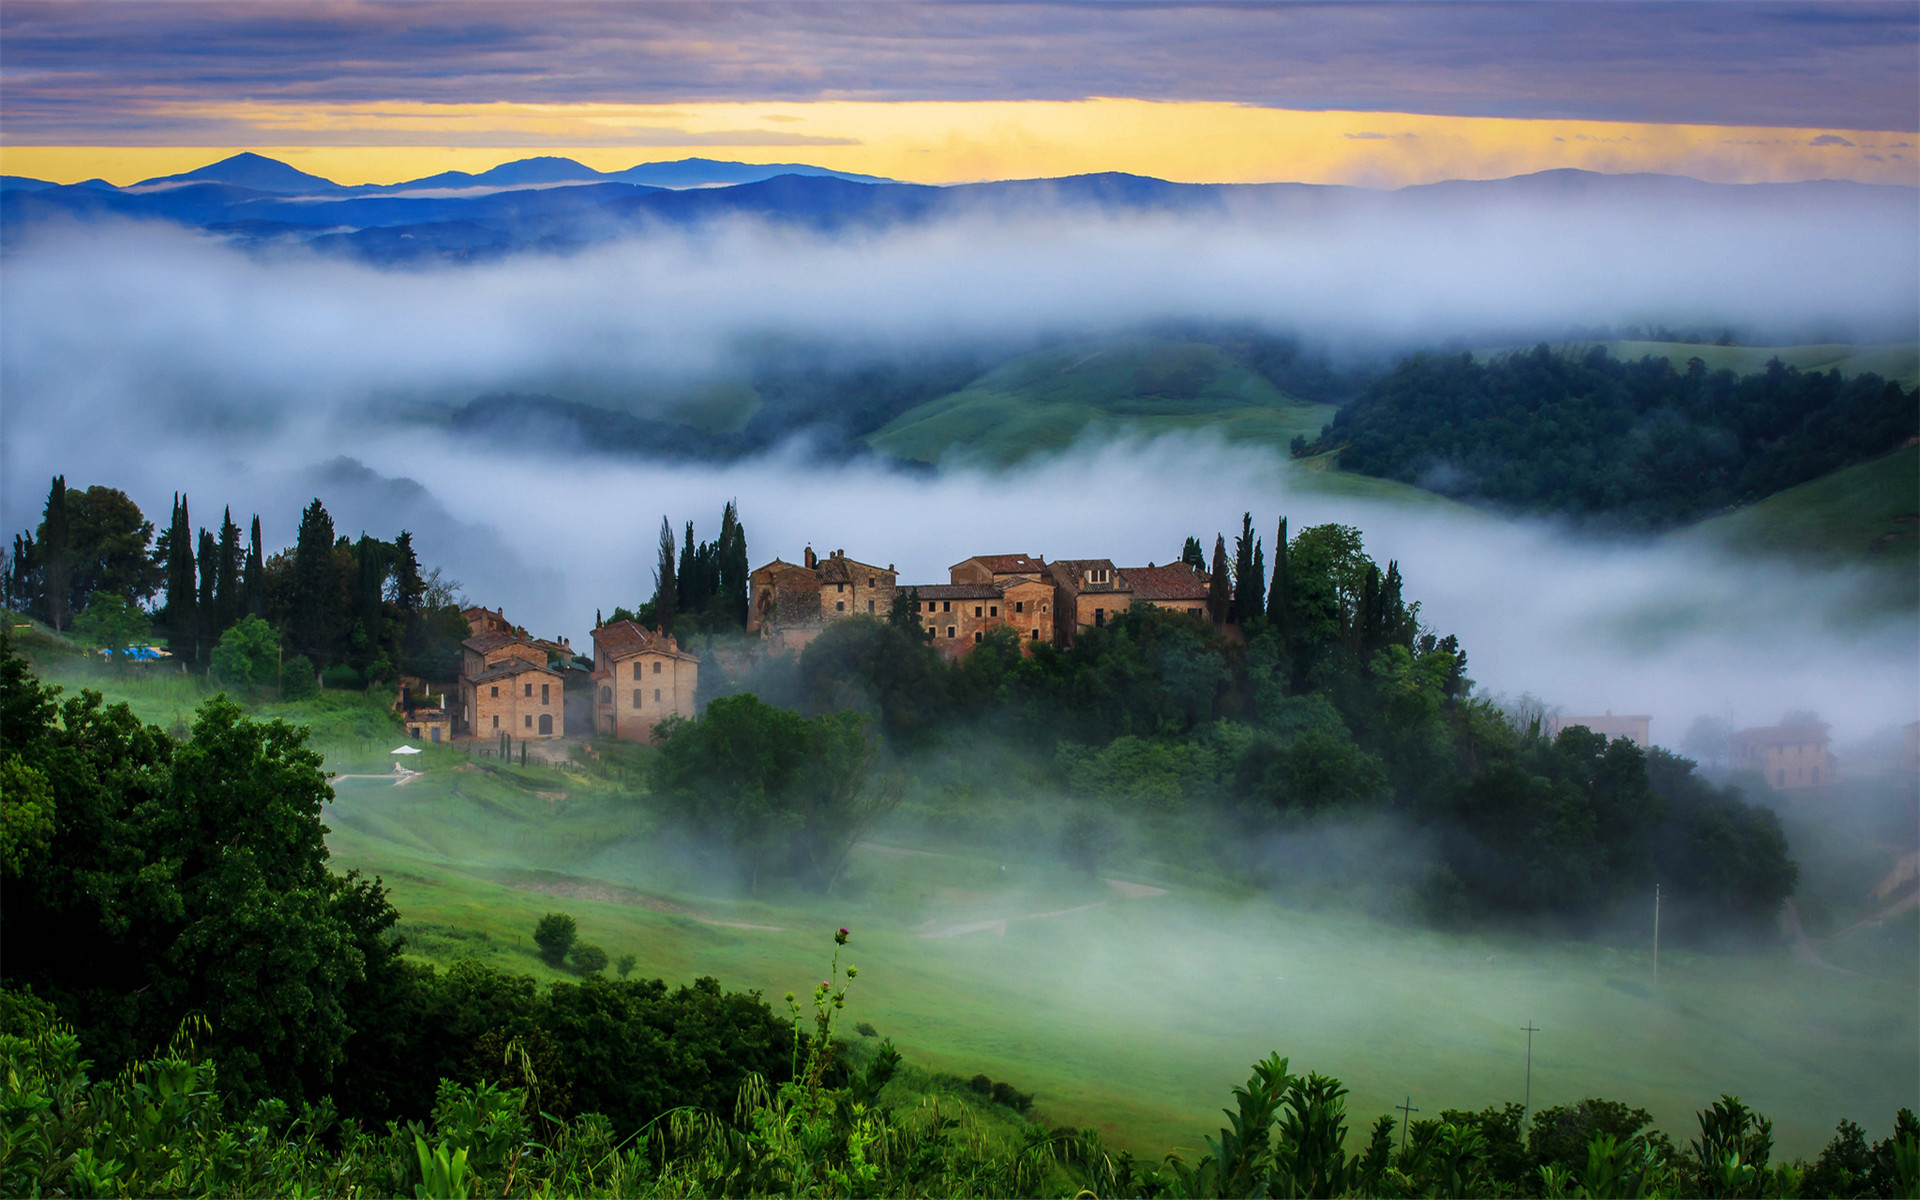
[4,193,1917,743]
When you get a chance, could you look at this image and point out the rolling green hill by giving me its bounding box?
[867,338,1337,467]
[1690,443,1920,566]
[1484,341,1920,388]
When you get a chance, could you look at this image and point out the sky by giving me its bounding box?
[2,1,1916,187]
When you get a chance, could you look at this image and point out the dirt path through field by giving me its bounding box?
[916,877,1169,939]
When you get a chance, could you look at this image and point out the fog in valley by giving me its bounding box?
[5,191,1916,743]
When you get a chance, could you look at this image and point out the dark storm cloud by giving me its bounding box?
[1,1,1914,138]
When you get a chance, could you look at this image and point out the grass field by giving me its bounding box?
[281,726,1918,1161]
[866,338,1336,468]
[1690,445,1919,563]
[20,627,1918,1161]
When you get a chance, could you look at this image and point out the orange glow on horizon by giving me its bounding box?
[2,99,1912,188]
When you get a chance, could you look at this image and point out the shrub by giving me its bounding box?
[210,616,279,689]
[280,654,319,700]
[570,943,609,975]
[320,663,362,690]
[614,953,637,979]
[854,1021,878,1038]
[533,913,576,967]
[969,1074,992,1095]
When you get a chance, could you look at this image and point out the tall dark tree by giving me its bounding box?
[244,515,265,617]
[58,486,158,615]
[39,478,70,631]
[1207,535,1231,627]
[163,495,196,661]
[676,520,697,615]
[716,500,749,629]
[289,499,338,665]
[7,532,38,618]
[195,529,217,665]
[1232,513,1258,625]
[1180,536,1206,571]
[653,516,678,634]
[1266,517,1292,636]
[391,531,425,617]
[213,508,241,641]
[352,534,387,672]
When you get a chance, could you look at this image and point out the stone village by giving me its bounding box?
[397,547,1837,789]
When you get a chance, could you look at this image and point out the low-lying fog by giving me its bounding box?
[4,199,1916,743]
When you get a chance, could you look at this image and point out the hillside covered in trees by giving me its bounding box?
[1299,346,1919,527]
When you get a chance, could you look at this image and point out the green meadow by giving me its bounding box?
[22,652,1916,1159]
[866,338,1337,467]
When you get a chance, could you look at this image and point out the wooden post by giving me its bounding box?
[1521,1021,1540,1120]
[1395,1095,1419,1153]
[1653,884,1661,986]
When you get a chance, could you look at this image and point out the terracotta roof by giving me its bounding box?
[592,619,699,663]
[468,658,560,684]
[462,631,528,655]
[1730,724,1830,746]
[816,554,891,584]
[905,583,1002,600]
[750,558,813,580]
[1123,563,1210,602]
[956,553,1046,576]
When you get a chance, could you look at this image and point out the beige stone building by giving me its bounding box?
[1730,722,1835,790]
[1047,559,1132,645]
[591,619,700,743]
[747,547,898,651]
[462,605,515,639]
[1121,562,1211,620]
[459,630,565,739]
[1544,712,1652,749]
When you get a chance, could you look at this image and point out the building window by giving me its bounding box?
[1015,601,1024,613]
[1094,608,1106,627]
[1042,603,1049,612]
[1031,629,1040,640]
[974,606,983,618]
[654,688,661,701]
[634,689,643,707]
[923,600,933,612]
[990,605,998,617]
[524,715,532,728]
[601,686,611,703]
[868,600,876,613]
[836,600,846,612]
[653,660,662,674]
[973,631,982,643]
[492,715,499,729]
[867,576,875,586]
[490,685,499,698]
[633,663,642,680]
[837,583,845,593]
[943,601,951,613]
[947,626,955,638]
[541,684,550,703]
[524,682,533,698]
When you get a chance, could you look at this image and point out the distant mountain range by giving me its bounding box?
[3,151,1914,265]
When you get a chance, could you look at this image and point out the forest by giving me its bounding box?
[1301,346,1919,527]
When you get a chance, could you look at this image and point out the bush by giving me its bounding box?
[614,953,637,979]
[570,943,609,975]
[210,616,279,689]
[854,1021,878,1038]
[280,654,319,700]
[533,913,576,967]
[320,663,362,690]
[968,1074,992,1095]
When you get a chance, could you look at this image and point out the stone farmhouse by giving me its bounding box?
[590,619,699,743]
[458,631,565,739]
[1730,721,1836,790]
[748,547,898,651]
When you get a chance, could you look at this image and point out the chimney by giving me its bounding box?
[804,546,817,570]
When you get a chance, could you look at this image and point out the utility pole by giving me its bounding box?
[1521,1020,1540,1120]
[1395,1095,1419,1153]
[1653,884,1661,986]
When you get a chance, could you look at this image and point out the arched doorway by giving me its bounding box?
[538,714,553,736]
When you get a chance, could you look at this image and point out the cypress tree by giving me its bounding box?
[1181,536,1205,571]
[7,532,37,617]
[353,534,387,671]
[290,498,337,665]
[653,516,677,634]
[1232,512,1257,624]
[1358,562,1382,657]
[40,477,69,631]
[164,495,196,661]
[1207,535,1230,627]
[244,515,264,617]
[1266,517,1292,630]
[676,521,696,615]
[195,528,216,665]
[214,508,241,642]
[1249,538,1265,624]
[717,500,749,629]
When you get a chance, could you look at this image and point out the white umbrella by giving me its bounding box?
[389,745,424,756]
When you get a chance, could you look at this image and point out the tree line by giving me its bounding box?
[604,501,750,637]
[5,479,471,689]
[1299,345,1919,527]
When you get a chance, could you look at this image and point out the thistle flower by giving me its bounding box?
[846,966,858,978]
[835,927,850,945]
